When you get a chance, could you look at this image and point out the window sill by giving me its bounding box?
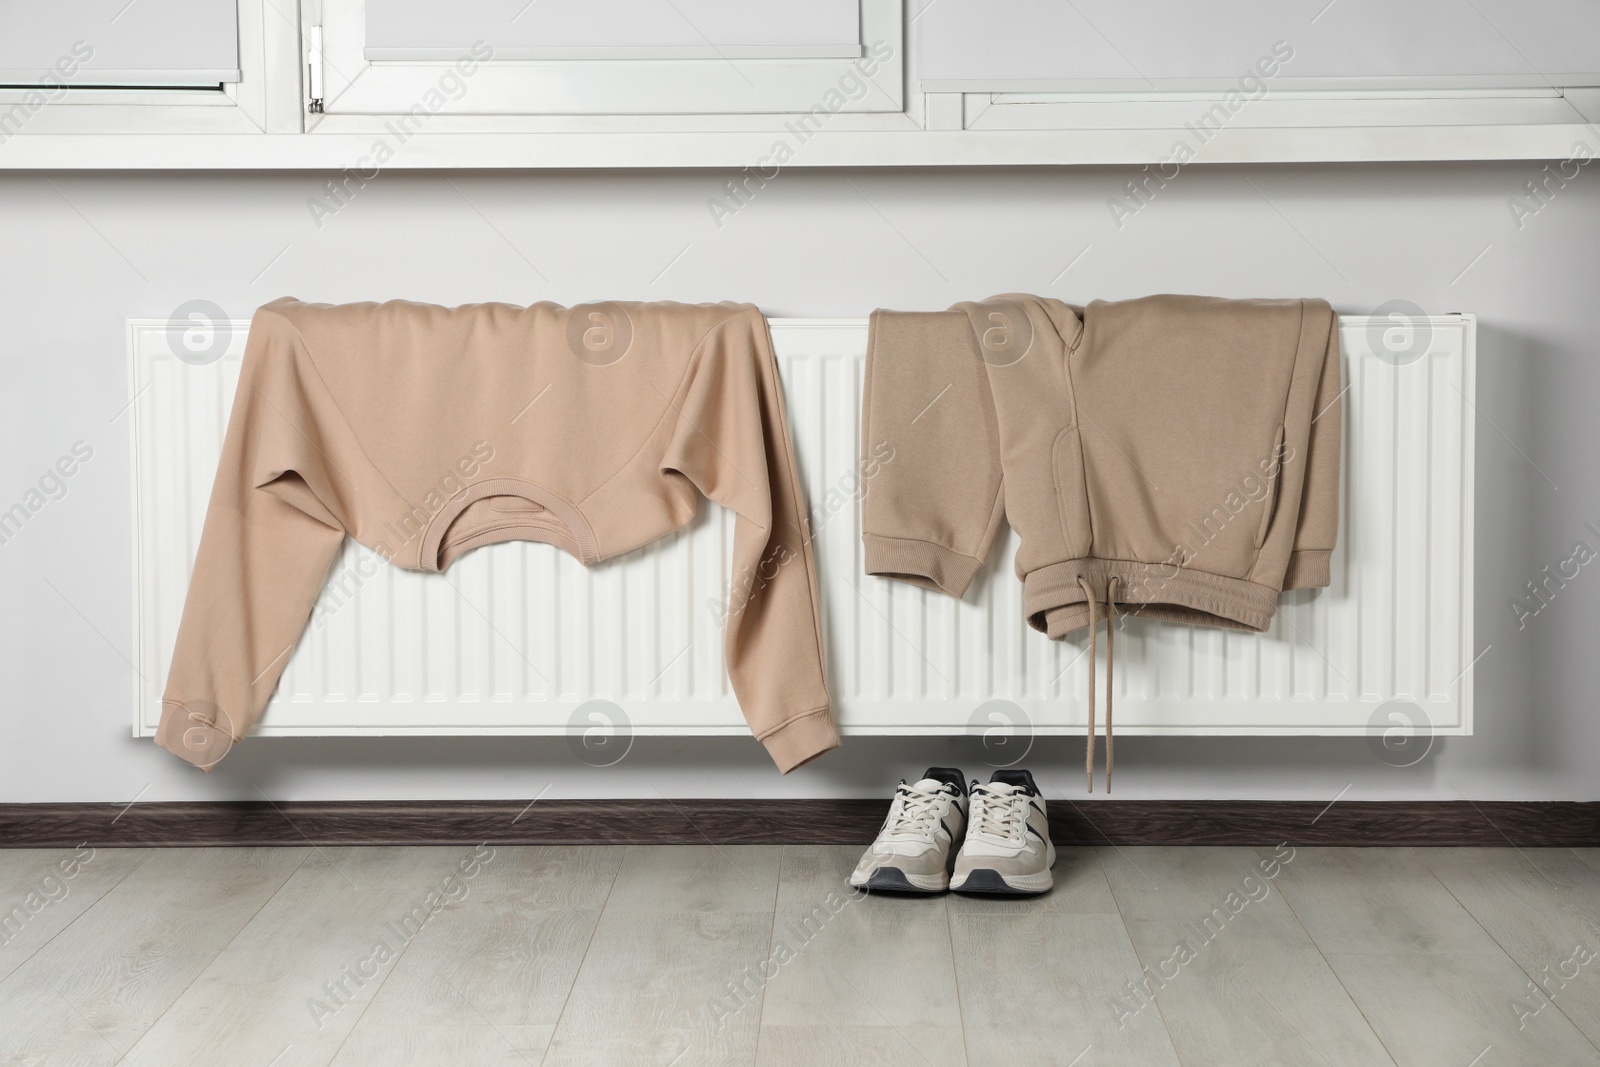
[0,122,1593,170]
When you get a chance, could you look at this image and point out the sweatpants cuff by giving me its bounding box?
[761,708,840,773]
[1282,550,1333,590]
[864,534,984,598]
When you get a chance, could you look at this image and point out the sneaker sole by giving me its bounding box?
[850,867,949,894]
[949,867,1053,895]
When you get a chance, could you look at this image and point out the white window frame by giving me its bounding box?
[309,0,903,119]
[0,0,301,137]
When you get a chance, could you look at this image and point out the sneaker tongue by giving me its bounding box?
[910,777,953,794]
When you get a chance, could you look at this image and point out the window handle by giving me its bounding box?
[306,25,325,114]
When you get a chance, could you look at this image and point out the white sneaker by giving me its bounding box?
[849,767,968,893]
[950,769,1056,895]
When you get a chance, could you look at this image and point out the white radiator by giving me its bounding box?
[128,314,1475,740]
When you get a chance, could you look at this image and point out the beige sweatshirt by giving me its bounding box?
[157,298,838,774]
[862,294,1342,788]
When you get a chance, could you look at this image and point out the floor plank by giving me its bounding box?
[0,846,151,983]
[950,910,1182,1067]
[357,846,620,1029]
[122,846,488,1067]
[603,845,780,914]
[541,910,772,1067]
[1100,846,1395,1067]
[328,1023,554,1065]
[1267,846,1511,955]
[759,845,960,1035]
[1273,848,1600,1065]
[1421,847,1600,1052]
[1322,950,1600,1067]
[757,1024,967,1067]
[0,847,308,1063]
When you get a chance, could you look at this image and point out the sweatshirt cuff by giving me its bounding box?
[864,534,984,598]
[760,707,840,774]
[1283,550,1333,590]
[154,700,236,773]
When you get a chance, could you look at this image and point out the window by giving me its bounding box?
[0,0,239,88]
[312,0,901,117]
[919,0,1600,92]
[365,0,862,61]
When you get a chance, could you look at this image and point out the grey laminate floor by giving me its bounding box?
[1,844,1597,1066]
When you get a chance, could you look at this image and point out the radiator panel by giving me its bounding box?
[128,315,1474,737]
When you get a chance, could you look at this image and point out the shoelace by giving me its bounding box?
[881,781,952,838]
[968,783,1026,841]
[1077,574,1121,794]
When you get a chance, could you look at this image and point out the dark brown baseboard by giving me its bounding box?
[1,799,1596,849]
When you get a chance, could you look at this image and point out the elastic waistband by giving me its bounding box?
[1024,558,1279,637]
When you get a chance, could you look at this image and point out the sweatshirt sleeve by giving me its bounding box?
[661,311,838,773]
[861,310,1005,598]
[155,310,353,770]
[1283,311,1343,590]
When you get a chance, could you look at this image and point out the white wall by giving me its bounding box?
[1,162,1596,804]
